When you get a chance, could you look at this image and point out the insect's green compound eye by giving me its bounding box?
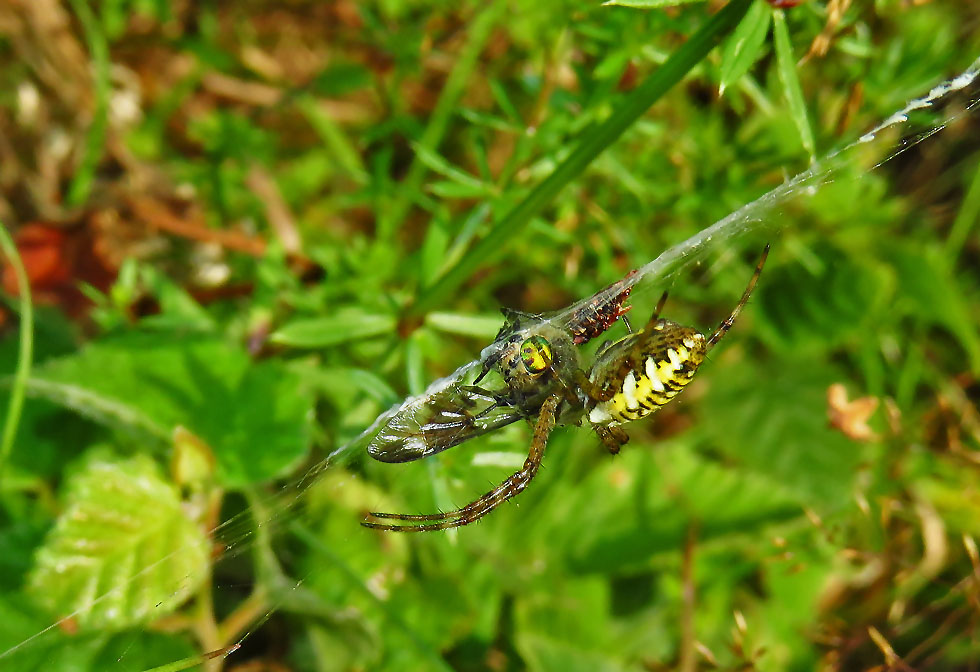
[520,336,553,375]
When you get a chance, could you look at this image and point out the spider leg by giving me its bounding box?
[707,245,769,349]
[595,424,630,455]
[595,338,614,359]
[362,394,561,532]
[572,369,617,403]
[587,292,671,400]
[644,291,670,330]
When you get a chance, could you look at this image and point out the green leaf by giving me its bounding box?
[0,589,198,671]
[411,143,493,193]
[19,376,171,441]
[560,444,801,573]
[92,632,200,672]
[304,367,399,408]
[458,108,522,133]
[0,393,100,479]
[945,156,980,261]
[28,453,209,630]
[519,630,627,672]
[425,312,504,339]
[719,0,771,94]
[702,358,864,508]
[886,243,980,374]
[20,333,312,486]
[754,245,888,352]
[138,266,215,331]
[602,0,705,7]
[772,9,815,156]
[427,180,497,200]
[308,61,372,97]
[420,219,451,286]
[296,95,368,185]
[270,310,396,348]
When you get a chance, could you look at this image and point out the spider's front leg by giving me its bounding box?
[571,369,618,403]
[361,394,562,532]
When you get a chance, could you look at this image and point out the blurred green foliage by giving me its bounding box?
[0,0,978,671]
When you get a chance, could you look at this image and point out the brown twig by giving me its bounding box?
[128,196,268,257]
[245,165,302,255]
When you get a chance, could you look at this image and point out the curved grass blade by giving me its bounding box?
[0,221,34,485]
[65,0,111,207]
[138,645,240,672]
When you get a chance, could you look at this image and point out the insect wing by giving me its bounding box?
[367,382,523,463]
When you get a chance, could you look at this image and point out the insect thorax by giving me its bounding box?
[495,323,581,410]
[587,320,707,426]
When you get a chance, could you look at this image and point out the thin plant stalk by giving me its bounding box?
[0,221,34,485]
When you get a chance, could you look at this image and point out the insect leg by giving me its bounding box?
[571,369,617,403]
[706,245,769,349]
[361,394,561,532]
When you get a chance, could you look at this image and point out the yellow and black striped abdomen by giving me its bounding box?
[587,322,707,427]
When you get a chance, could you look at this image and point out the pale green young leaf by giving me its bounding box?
[28,453,209,630]
[425,312,504,339]
[270,311,396,348]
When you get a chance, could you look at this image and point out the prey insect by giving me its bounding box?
[364,272,637,463]
[362,247,768,532]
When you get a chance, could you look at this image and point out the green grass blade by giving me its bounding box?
[378,0,509,241]
[944,155,980,262]
[409,0,754,316]
[139,646,240,672]
[773,8,815,157]
[719,0,771,95]
[66,0,111,207]
[0,221,33,486]
[297,94,369,186]
[269,312,397,348]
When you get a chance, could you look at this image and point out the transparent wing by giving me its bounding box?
[365,343,529,464]
[366,379,524,463]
